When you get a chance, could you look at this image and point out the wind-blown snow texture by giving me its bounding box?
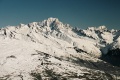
[0,18,120,80]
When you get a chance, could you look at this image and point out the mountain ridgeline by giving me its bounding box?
[0,18,120,80]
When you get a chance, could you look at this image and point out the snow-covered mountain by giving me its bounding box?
[0,18,120,80]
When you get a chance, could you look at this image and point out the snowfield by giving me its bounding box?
[0,18,120,80]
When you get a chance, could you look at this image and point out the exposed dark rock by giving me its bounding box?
[101,48,120,67]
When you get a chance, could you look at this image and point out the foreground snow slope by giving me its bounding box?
[0,18,120,80]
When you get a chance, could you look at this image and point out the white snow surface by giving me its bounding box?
[0,18,119,80]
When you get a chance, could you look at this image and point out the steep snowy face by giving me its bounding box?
[111,36,120,49]
[44,18,64,30]
[72,25,115,51]
[0,18,71,42]
[28,18,65,32]
[0,18,120,80]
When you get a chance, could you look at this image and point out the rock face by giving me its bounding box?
[0,18,120,80]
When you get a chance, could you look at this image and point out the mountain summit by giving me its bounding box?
[0,18,120,80]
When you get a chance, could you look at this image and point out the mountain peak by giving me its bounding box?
[87,26,107,31]
[97,25,107,30]
[47,17,59,22]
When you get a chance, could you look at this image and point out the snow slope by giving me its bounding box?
[0,18,120,80]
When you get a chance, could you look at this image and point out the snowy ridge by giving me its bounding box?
[0,18,120,80]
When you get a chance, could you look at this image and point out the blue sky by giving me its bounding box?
[0,0,120,29]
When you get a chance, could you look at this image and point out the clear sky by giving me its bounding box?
[0,0,120,30]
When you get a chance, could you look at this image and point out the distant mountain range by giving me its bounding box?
[0,18,120,80]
